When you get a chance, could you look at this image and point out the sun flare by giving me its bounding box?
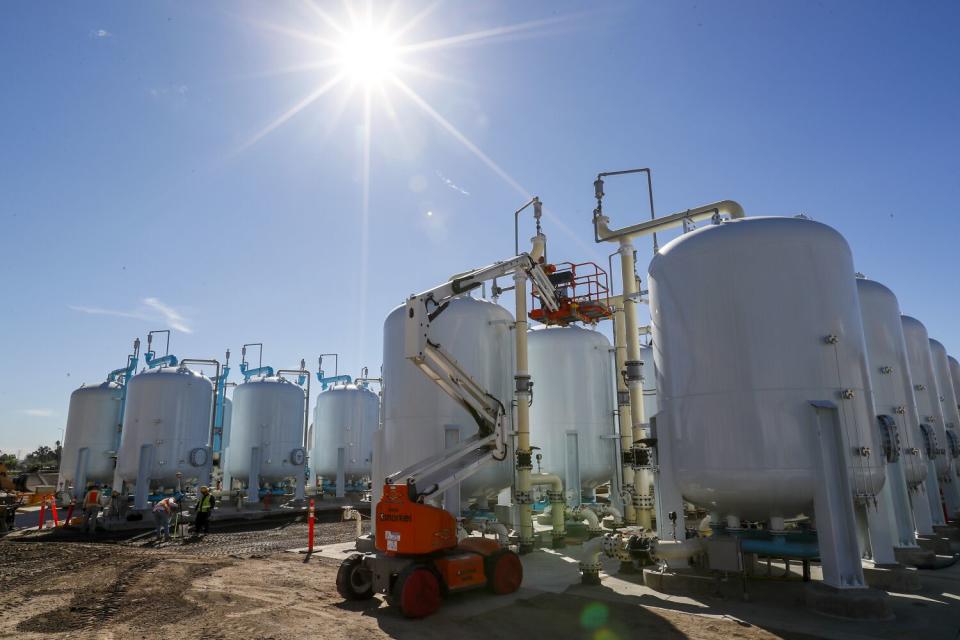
[335,26,399,87]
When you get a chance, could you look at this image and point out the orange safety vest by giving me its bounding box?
[84,490,99,508]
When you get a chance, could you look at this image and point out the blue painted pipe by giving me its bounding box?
[730,534,820,559]
[145,351,178,369]
[317,373,352,390]
[212,364,230,453]
[239,363,274,379]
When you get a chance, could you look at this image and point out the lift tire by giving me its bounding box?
[336,554,374,600]
[391,565,442,618]
[485,549,523,594]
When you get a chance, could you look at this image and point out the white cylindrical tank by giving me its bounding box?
[117,366,214,485]
[930,339,960,439]
[901,317,948,476]
[226,376,306,483]
[60,381,122,491]
[856,279,928,488]
[380,296,515,504]
[310,383,379,480]
[949,356,960,410]
[649,217,884,521]
[528,325,616,502]
[929,339,960,509]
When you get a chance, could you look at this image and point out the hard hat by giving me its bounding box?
[200,486,209,493]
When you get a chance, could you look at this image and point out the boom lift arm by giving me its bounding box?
[387,253,559,502]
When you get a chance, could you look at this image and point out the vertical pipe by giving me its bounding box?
[619,239,652,530]
[611,300,637,525]
[514,232,547,553]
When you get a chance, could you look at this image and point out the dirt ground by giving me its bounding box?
[0,521,813,640]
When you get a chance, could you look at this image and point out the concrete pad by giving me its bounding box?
[803,583,893,620]
[862,565,921,592]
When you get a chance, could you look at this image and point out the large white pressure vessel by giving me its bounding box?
[117,366,214,485]
[527,325,616,502]
[649,217,884,521]
[226,376,306,483]
[310,383,378,480]
[930,339,960,441]
[856,279,927,488]
[901,317,948,476]
[949,356,960,409]
[60,381,122,491]
[380,296,515,504]
[929,339,960,512]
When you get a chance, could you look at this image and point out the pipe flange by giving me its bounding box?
[634,495,654,509]
[579,561,602,573]
[515,451,533,470]
[514,374,532,394]
[617,390,631,407]
[631,446,651,469]
[546,490,564,503]
[623,360,644,383]
[514,490,533,505]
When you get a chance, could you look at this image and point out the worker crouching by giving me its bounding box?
[194,486,215,536]
[152,496,179,542]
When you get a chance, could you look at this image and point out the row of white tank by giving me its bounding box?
[374,216,960,585]
[58,360,379,507]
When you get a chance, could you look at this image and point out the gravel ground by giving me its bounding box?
[0,521,826,640]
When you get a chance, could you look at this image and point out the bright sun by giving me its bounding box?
[335,26,399,87]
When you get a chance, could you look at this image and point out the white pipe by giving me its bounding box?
[652,537,705,569]
[484,521,509,547]
[592,503,624,527]
[530,472,566,543]
[596,199,745,242]
[619,240,652,530]
[570,505,602,533]
[579,536,606,584]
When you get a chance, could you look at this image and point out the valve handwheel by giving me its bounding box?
[391,565,442,618]
[485,549,523,595]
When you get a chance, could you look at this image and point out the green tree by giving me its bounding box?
[0,452,17,470]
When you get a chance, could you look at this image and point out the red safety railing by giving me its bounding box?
[530,262,612,326]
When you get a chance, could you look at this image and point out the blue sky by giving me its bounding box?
[2,1,959,454]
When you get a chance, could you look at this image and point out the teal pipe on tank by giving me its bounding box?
[317,373,351,390]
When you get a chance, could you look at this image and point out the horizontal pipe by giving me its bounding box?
[595,200,745,243]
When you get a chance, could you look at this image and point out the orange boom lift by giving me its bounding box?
[336,253,560,618]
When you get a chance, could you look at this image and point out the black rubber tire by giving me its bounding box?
[336,554,374,600]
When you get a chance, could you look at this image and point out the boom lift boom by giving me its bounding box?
[336,252,558,618]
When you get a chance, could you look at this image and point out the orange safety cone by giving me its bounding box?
[50,499,60,526]
[37,499,47,530]
[308,499,315,553]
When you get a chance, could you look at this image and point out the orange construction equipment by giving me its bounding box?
[529,261,612,326]
[338,482,522,618]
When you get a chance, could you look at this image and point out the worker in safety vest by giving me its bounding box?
[82,484,101,534]
[152,496,179,542]
[194,486,215,535]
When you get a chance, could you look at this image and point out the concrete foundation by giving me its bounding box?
[862,565,921,592]
[803,583,892,620]
[918,534,957,556]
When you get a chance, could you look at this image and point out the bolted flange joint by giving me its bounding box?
[514,374,533,394]
[514,490,533,505]
[516,451,533,470]
[546,490,564,503]
[623,360,644,383]
[579,562,602,585]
